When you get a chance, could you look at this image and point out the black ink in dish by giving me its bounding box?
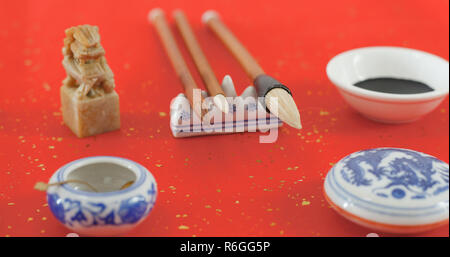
[353,78,434,94]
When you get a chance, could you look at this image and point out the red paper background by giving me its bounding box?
[0,0,448,237]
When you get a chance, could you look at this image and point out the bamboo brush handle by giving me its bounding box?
[173,10,225,97]
[203,12,265,80]
[150,9,204,118]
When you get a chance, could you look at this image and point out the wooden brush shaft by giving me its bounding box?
[174,11,225,97]
[152,11,204,118]
[205,15,265,80]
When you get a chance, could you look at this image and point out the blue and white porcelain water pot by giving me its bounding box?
[47,156,157,236]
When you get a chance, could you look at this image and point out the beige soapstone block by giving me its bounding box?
[61,84,120,138]
[60,25,120,138]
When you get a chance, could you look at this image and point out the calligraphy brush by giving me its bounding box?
[173,10,229,114]
[202,10,302,129]
[149,8,205,119]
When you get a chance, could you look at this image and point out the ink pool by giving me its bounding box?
[353,78,434,94]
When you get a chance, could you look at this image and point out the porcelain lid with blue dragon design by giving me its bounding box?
[324,148,449,226]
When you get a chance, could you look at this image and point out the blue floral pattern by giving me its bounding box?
[47,182,157,227]
[118,195,148,224]
[47,193,66,224]
[339,148,449,200]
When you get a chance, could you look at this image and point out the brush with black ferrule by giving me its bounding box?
[202,10,302,129]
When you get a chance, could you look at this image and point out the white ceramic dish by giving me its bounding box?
[324,148,449,234]
[47,156,157,236]
[326,46,449,123]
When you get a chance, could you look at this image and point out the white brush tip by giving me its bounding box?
[221,75,233,87]
[213,94,229,113]
[148,8,164,23]
[291,118,302,129]
[202,10,220,24]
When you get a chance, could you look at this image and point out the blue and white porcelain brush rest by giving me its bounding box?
[170,75,283,137]
[324,148,449,234]
[46,156,157,236]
